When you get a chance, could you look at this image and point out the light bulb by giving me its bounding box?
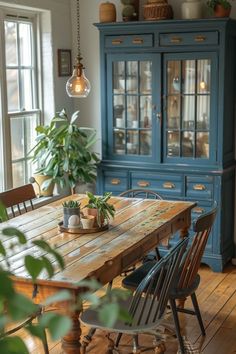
[66,57,91,98]
[199,80,207,91]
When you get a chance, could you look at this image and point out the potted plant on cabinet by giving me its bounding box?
[84,192,115,227]
[206,0,234,17]
[29,109,99,195]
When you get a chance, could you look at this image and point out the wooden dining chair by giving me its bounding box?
[122,205,217,354]
[119,188,163,263]
[0,184,36,219]
[80,237,189,354]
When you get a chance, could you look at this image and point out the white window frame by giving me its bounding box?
[0,6,42,191]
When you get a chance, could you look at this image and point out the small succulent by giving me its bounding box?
[62,200,81,208]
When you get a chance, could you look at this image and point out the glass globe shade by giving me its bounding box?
[66,66,91,98]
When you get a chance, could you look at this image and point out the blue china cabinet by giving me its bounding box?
[95,18,236,272]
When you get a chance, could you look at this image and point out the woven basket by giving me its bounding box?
[143,1,173,20]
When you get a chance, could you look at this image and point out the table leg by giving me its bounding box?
[179,226,189,239]
[61,311,81,354]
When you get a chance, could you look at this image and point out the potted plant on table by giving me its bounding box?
[83,192,115,227]
[29,109,99,196]
[62,199,81,228]
[206,0,234,17]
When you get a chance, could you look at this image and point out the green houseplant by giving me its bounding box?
[30,109,99,195]
[206,0,234,16]
[84,192,115,227]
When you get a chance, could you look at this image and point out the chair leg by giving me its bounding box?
[169,299,185,354]
[81,328,97,353]
[132,335,141,354]
[115,332,122,347]
[191,292,205,336]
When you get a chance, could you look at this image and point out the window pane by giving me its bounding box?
[4,21,18,66]
[140,130,151,155]
[10,117,24,160]
[197,59,211,94]
[127,95,138,128]
[12,161,25,187]
[19,23,32,66]
[6,69,19,111]
[140,96,152,128]
[182,131,194,157]
[20,69,33,110]
[25,115,38,154]
[183,60,196,94]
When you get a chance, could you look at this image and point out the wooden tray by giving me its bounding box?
[58,221,109,234]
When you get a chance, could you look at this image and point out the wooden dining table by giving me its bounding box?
[0,194,196,353]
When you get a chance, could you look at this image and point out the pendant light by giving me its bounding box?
[66,0,91,98]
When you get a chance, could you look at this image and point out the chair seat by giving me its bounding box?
[122,260,200,299]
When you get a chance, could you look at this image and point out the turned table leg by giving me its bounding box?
[61,310,82,354]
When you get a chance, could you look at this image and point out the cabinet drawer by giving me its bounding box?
[131,173,183,197]
[105,34,153,48]
[186,176,213,199]
[104,171,128,194]
[159,31,218,46]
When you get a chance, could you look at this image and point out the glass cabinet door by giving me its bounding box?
[108,55,158,159]
[164,54,216,162]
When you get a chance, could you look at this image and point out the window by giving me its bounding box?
[0,10,40,191]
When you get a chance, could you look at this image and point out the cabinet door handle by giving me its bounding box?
[163,182,175,189]
[193,207,205,214]
[193,184,206,191]
[132,38,143,44]
[112,39,123,45]
[194,35,206,42]
[137,181,150,188]
[111,178,121,185]
[170,36,182,43]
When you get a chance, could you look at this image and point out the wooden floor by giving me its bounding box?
[17,263,236,353]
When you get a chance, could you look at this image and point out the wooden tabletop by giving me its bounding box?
[0,194,195,293]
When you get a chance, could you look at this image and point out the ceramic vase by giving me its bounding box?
[181,0,202,19]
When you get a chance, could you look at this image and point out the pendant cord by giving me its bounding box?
[77,0,80,56]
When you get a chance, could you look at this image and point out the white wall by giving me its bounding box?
[75,0,236,155]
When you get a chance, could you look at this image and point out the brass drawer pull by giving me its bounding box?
[137,181,150,188]
[163,182,175,189]
[111,178,121,185]
[112,39,123,45]
[195,35,206,42]
[193,207,205,214]
[132,38,143,44]
[193,184,206,191]
[170,37,182,43]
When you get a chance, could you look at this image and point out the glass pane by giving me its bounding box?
[167,132,180,157]
[21,69,33,110]
[25,115,38,154]
[197,96,210,129]
[113,95,125,128]
[127,96,138,128]
[197,59,211,94]
[140,130,151,155]
[6,69,19,111]
[12,161,25,187]
[196,132,209,158]
[140,61,152,93]
[140,96,152,128]
[19,23,32,66]
[182,95,195,129]
[10,117,24,160]
[4,21,18,66]
[113,61,125,93]
[183,60,196,94]
[127,130,139,155]
[114,129,125,154]
[167,96,180,129]
[167,61,181,94]
[126,61,138,93]
[182,131,194,157]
